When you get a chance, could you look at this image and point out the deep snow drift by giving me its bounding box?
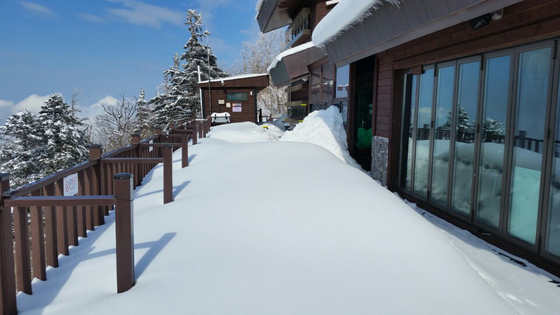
[16,111,560,314]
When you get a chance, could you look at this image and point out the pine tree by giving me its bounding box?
[38,95,88,176]
[443,104,474,132]
[150,54,191,126]
[0,110,44,187]
[181,9,227,118]
[134,87,153,138]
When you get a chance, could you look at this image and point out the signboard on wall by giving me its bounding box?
[63,173,79,196]
[232,103,242,112]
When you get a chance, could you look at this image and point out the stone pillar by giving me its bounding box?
[371,136,389,186]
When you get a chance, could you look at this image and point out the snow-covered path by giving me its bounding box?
[16,121,560,314]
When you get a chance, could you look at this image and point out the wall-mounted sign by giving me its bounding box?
[64,173,79,196]
[226,102,231,108]
[232,106,242,113]
[218,99,225,105]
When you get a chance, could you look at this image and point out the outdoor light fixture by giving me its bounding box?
[470,13,492,30]
[470,9,503,30]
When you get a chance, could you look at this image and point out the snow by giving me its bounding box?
[267,41,315,73]
[199,73,268,84]
[312,0,400,48]
[15,109,560,314]
[281,106,361,169]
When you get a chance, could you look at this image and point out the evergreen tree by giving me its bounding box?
[134,87,153,138]
[38,95,88,176]
[0,110,43,187]
[181,9,226,118]
[150,54,190,126]
[443,104,474,132]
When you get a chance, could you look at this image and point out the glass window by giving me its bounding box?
[431,64,455,206]
[451,61,479,216]
[336,64,350,99]
[476,55,510,229]
[400,73,416,190]
[413,68,434,198]
[507,47,551,245]
[226,93,247,101]
[310,67,321,103]
[547,72,560,257]
[322,64,334,103]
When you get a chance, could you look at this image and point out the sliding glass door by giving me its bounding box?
[399,39,560,259]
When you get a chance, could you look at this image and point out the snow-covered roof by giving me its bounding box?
[267,41,315,73]
[199,73,268,84]
[312,0,400,47]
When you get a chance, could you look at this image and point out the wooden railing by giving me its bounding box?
[0,118,212,315]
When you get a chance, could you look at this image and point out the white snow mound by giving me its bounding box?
[281,106,361,169]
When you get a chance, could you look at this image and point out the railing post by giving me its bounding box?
[131,134,141,188]
[113,173,135,293]
[89,144,105,226]
[14,206,32,294]
[163,145,173,204]
[154,127,162,158]
[30,190,46,281]
[0,174,17,315]
[181,135,189,168]
[191,128,198,145]
[43,184,58,267]
[55,179,69,256]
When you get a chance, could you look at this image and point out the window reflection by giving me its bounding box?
[336,64,350,99]
[431,65,455,206]
[508,47,551,245]
[476,55,510,229]
[414,68,434,198]
[452,61,479,216]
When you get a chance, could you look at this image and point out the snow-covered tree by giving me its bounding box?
[149,10,226,124]
[483,117,505,137]
[181,9,227,117]
[93,94,137,152]
[134,87,153,138]
[229,29,287,117]
[0,110,44,187]
[38,94,89,176]
[443,105,474,132]
[149,54,191,126]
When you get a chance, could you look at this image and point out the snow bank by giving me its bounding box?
[208,121,282,142]
[312,0,400,48]
[280,106,361,169]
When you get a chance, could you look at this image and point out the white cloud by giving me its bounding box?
[11,94,58,114]
[106,0,184,28]
[78,95,120,121]
[77,13,105,23]
[18,1,56,18]
[0,100,15,108]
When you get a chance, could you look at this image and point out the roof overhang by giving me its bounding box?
[256,0,304,33]
[313,0,523,67]
[268,42,326,87]
[198,74,269,90]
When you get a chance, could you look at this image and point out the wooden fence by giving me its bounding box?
[0,119,211,315]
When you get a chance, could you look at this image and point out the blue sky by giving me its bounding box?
[0,0,261,123]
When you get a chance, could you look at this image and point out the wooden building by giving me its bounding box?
[305,0,560,275]
[198,74,270,124]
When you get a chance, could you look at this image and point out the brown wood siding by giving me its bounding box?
[366,0,560,191]
[310,0,331,32]
[202,88,257,124]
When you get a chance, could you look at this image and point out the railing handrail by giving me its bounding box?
[10,160,98,198]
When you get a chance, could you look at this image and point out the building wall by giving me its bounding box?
[370,0,560,191]
[355,0,560,275]
[201,88,257,123]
